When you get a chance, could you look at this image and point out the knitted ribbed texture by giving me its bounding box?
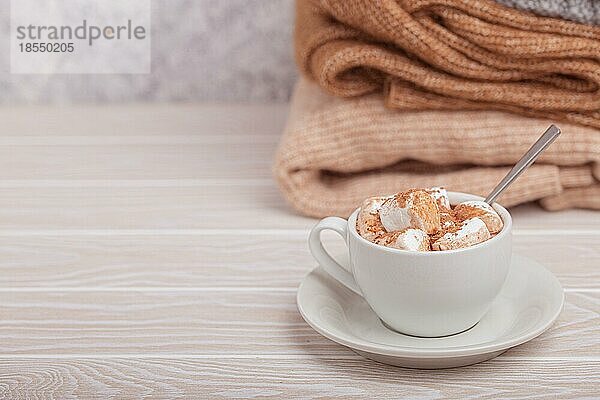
[296,0,600,128]
[274,79,600,218]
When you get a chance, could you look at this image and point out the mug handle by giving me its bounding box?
[308,217,363,296]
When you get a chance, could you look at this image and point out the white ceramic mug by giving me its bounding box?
[308,192,512,337]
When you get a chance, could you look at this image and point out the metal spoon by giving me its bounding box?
[485,124,561,205]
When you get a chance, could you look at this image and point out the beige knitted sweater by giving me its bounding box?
[274,79,600,218]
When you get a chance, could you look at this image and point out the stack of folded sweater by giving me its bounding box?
[274,0,600,218]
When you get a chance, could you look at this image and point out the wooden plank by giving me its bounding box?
[0,186,596,231]
[0,186,313,230]
[1,234,598,289]
[509,204,600,231]
[0,104,289,136]
[0,358,598,399]
[0,291,596,357]
[0,105,282,179]
[0,234,313,289]
[512,235,600,288]
[0,143,276,180]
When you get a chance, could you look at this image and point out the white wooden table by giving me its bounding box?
[0,104,598,398]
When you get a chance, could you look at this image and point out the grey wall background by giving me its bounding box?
[0,0,297,104]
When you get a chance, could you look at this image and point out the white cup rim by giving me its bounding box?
[348,191,512,256]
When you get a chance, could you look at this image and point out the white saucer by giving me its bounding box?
[297,254,564,369]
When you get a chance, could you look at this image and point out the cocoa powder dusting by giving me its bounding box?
[430,204,462,242]
[454,205,486,221]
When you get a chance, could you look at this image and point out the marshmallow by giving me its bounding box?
[454,201,503,234]
[356,196,388,241]
[375,228,430,251]
[432,217,491,251]
[378,190,441,234]
[426,187,450,209]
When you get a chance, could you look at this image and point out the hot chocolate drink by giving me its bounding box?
[356,188,503,251]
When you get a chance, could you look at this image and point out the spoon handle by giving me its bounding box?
[485,125,561,205]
